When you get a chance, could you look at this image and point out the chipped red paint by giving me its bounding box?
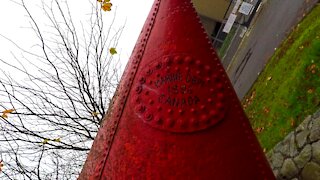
[79,0,275,179]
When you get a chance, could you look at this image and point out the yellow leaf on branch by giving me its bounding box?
[1,109,15,119]
[53,138,61,142]
[42,138,49,144]
[109,47,117,55]
[1,114,8,119]
[91,111,99,117]
[0,160,3,172]
[102,2,112,11]
[2,109,15,114]
[97,0,112,12]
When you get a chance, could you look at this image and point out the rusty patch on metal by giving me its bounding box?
[134,55,228,133]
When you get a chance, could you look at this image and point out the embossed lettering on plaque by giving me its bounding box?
[133,55,228,133]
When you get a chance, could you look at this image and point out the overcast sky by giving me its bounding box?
[0,0,154,70]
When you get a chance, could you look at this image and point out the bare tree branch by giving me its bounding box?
[0,0,123,179]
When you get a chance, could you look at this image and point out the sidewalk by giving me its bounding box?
[223,0,319,100]
[221,0,264,68]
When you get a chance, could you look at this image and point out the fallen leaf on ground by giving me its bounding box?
[307,64,317,73]
[290,118,295,127]
[243,104,247,109]
[255,127,264,133]
[263,107,270,114]
[308,88,315,94]
[250,91,256,100]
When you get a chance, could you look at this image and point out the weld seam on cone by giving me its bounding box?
[93,0,162,178]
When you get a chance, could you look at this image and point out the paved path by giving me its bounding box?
[226,0,319,100]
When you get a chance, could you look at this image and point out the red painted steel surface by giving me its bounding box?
[79,0,275,179]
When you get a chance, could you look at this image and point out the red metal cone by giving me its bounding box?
[79,0,275,179]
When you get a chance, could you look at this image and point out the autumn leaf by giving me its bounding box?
[290,118,295,127]
[307,64,317,74]
[91,111,99,117]
[307,88,315,94]
[1,114,8,119]
[2,109,15,114]
[263,107,270,114]
[102,2,112,11]
[109,47,117,55]
[255,127,264,134]
[53,138,61,142]
[243,104,247,109]
[263,148,267,153]
[42,138,49,144]
[299,45,304,50]
[0,160,3,172]
[1,109,15,119]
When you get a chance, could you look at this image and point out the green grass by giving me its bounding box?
[242,5,320,151]
[218,27,237,57]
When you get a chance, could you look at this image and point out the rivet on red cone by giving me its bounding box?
[79,0,275,179]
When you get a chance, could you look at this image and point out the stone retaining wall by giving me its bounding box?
[267,110,320,179]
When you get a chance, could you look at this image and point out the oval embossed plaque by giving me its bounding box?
[133,55,228,133]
